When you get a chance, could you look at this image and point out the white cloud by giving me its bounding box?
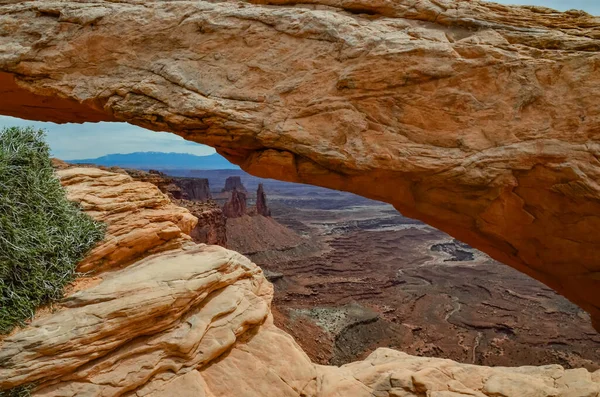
[0,116,216,160]
[486,0,599,14]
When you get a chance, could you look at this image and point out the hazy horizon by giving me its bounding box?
[69,150,222,161]
[0,116,216,160]
[489,0,599,14]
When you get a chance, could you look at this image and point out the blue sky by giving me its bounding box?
[0,116,216,160]
[492,0,599,14]
[0,0,596,160]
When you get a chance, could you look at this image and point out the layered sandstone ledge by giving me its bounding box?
[0,0,599,329]
[1,167,599,396]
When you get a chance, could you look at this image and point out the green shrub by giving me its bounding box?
[0,384,36,397]
[0,126,105,335]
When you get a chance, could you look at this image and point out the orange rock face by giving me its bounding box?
[256,183,271,217]
[2,166,599,397]
[223,189,248,218]
[58,167,197,273]
[0,0,599,330]
[179,199,228,246]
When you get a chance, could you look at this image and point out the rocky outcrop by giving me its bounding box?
[223,188,248,218]
[125,168,186,199]
[128,169,212,201]
[2,166,599,397]
[222,176,247,193]
[57,167,197,273]
[121,169,224,245]
[256,183,271,217]
[204,342,600,397]
[175,177,212,201]
[0,244,270,395]
[177,199,228,246]
[0,1,599,330]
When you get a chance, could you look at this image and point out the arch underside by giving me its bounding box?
[0,0,599,331]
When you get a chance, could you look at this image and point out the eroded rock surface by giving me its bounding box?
[180,199,228,246]
[226,213,307,258]
[0,245,271,395]
[175,177,212,201]
[1,166,599,397]
[0,0,598,328]
[57,167,197,273]
[223,188,248,218]
[222,176,247,193]
[256,183,271,217]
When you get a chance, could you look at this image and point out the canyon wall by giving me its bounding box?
[123,168,227,246]
[0,0,599,330]
[222,176,248,193]
[256,183,272,217]
[183,199,228,246]
[1,167,599,397]
[223,189,248,218]
[174,177,212,201]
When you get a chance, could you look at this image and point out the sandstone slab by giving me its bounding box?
[0,0,599,328]
[57,167,197,273]
[1,166,599,396]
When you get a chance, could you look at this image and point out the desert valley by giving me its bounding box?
[112,165,600,370]
[1,0,600,395]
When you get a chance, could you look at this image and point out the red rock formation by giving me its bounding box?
[58,167,197,273]
[126,169,185,199]
[121,169,224,245]
[226,214,305,257]
[177,199,227,246]
[1,0,599,330]
[222,176,247,193]
[222,189,247,218]
[256,183,271,217]
[173,177,212,201]
[2,165,600,397]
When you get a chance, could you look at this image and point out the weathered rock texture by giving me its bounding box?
[178,199,228,246]
[58,167,197,273]
[222,176,247,193]
[175,177,212,201]
[119,168,226,245]
[0,0,599,329]
[124,168,186,199]
[127,169,212,201]
[2,166,599,397]
[223,188,248,218]
[256,183,271,217]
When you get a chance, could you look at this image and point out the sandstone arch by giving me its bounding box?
[1,0,599,331]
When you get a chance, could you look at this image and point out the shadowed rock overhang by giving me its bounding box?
[1,0,599,331]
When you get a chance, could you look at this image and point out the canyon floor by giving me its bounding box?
[166,169,600,371]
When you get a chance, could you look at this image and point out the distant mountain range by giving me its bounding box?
[70,151,240,170]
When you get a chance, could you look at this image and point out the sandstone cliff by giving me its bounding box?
[119,168,226,246]
[222,176,248,193]
[124,169,186,199]
[223,188,248,218]
[0,0,598,329]
[178,199,228,246]
[175,177,212,201]
[256,183,272,217]
[1,167,599,397]
[58,167,197,273]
